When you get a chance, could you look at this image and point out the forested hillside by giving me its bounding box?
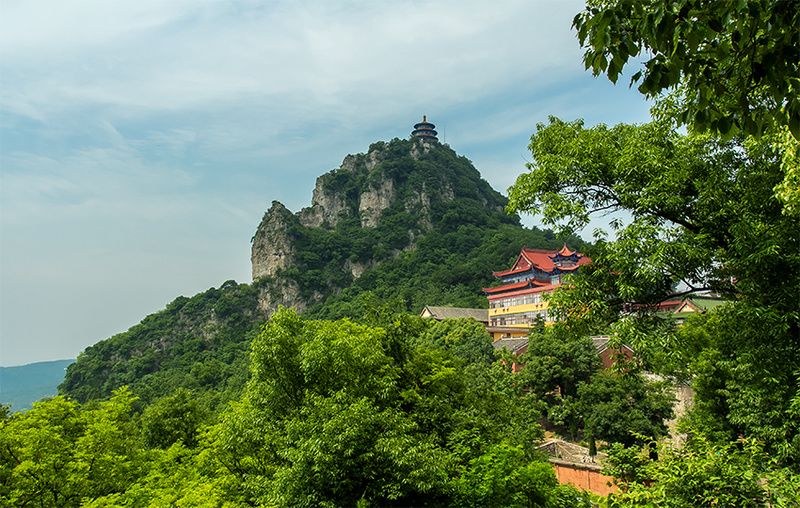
[61,138,584,407]
[59,281,260,406]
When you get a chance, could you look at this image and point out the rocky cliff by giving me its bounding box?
[251,201,297,280]
[250,137,511,315]
[61,134,585,405]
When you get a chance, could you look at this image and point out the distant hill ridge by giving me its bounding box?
[61,134,586,406]
[1,359,74,412]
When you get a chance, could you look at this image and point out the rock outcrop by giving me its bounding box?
[256,278,307,316]
[359,179,395,227]
[299,181,351,228]
[251,201,297,280]
[250,136,511,317]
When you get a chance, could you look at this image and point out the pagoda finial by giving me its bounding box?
[423,114,427,122]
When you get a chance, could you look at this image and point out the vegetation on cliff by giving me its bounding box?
[60,281,261,406]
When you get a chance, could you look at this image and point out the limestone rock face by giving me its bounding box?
[403,181,455,230]
[344,259,372,279]
[359,178,395,227]
[256,278,307,316]
[410,139,433,160]
[309,180,351,227]
[251,201,297,280]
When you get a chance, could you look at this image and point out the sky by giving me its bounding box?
[0,0,652,366]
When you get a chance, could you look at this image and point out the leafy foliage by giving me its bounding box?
[574,0,800,140]
[210,309,572,506]
[508,117,800,463]
[575,371,674,447]
[508,117,798,314]
[603,438,800,507]
[517,330,600,400]
[307,223,583,320]
[140,388,207,449]
[514,327,672,447]
[0,388,146,506]
[5,311,595,506]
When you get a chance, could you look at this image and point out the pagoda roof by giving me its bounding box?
[557,244,576,256]
[483,279,536,294]
[493,246,591,277]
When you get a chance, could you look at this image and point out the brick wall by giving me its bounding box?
[550,459,618,497]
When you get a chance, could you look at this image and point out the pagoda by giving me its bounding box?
[411,115,438,142]
[483,245,591,339]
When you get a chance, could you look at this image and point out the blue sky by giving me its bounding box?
[0,0,651,366]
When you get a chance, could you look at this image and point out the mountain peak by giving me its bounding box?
[249,136,516,314]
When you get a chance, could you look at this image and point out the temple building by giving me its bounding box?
[484,245,591,340]
[411,115,438,142]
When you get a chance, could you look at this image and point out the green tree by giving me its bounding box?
[211,308,563,506]
[141,388,207,449]
[576,371,674,447]
[507,117,800,461]
[517,329,601,400]
[418,318,495,366]
[604,438,800,507]
[455,443,590,508]
[508,118,798,313]
[574,0,800,139]
[0,388,147,506]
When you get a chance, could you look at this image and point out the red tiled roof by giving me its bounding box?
[557,244,576,257]
[493,246,591,277]
[654,299,682,311]
[492,266,531,277]
[483,279,536,294]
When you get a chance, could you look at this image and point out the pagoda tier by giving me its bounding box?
[411,115,438,141]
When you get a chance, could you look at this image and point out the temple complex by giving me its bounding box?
[411,115,438,141]
[484,245,591,340]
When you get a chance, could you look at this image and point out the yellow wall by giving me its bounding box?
[489,302,549,318]
[490,330,529,341]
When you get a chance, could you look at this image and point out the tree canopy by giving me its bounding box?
[3,311,595,507]
[509,116,800,461]
[574,0,800,139]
